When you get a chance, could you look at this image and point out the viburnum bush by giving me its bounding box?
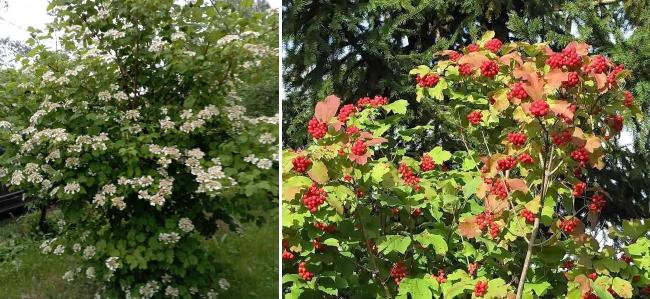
[0,1,278,298]
[282,32,650,298]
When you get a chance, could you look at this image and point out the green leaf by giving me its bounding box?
[397,276,439,299]
[383,99,409,114]
[428,147,452,164]
[377,235,411,254]
[485,278,507,298]
[524,282,551,296]
[462,176,482,199]
[414,230,448,255]
[611,277,633,298]
[307,160,329,184]
[371,162,390,183]
[427,78,447,101]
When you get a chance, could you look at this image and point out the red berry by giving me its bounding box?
[282,250,294,261]
[573,182,587,197]
[589,55,608,74]
[292,156,312,173]
[489,179,508,199]
[312,238,324,251]
[351,140,367,156]
[432,269,447,283]
[355,187,365,198]
[518,153,534,165]
[357,96,388,108]
[476,211,494,231]
[489,223,501,238]
[484,38,502,53]
[529,99,549,117]
[507,132,527,147]
[390,261,407,284]
[398,162,421,190]
[420,154,436,172]
[608,114,624,132]
[346,126,359,135]
[416,73,440,88]
[480,60,499,79]
[520,208,535,223]
[582,292,598,299]
[411,208,422,218]
[546,52,564,69]
[607,64,624,85]
[459,63,474,76]
[560,217,579,233]
[589,192,606,213]
[563,72,580,87]
[621,255,633,264]
[508,82,528,100]
[474,280,488,297]
[449,50,462,62]
[570,147,590,164]
[561,46,582,68]
[552,130,572,146]
[298,261,314,281]
[588,272,598,280]
[467,43,480,52]
[624,90,634,107]
[302,183,327,213]
[391,207,400,216]
[337,104,356,122]
[307,117,328,139]
[314,222,337,233]
[467,110,483,125]
[563,260,574,270]
[497,156,517,171]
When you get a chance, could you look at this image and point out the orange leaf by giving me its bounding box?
[458,217,481,238]
[485,196,508,214]
[574,275,592,295]
[365,137,387,146]
[550,100,574,121]
[593,73,608,93]
[315,95,340,123]
[566,41,590,56]
[546,69,569,90]
[506,179,528,193]
[458,52,490,68]
[584,136,601,153]
[521,72,545,101]
[349,152,370,165]
[499,52,523,66]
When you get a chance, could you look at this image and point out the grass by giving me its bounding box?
[0,208,278,298]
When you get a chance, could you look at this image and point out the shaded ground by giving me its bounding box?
[0,208,278,298]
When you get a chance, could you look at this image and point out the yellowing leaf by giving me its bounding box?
[492,89,510,112]
[584,135,601,153]
[506,178,528,193]
[307,160,329,184]
[611,277,633,298]
[458,217,481,238]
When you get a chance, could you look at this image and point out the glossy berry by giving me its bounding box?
[459,63,474,76]
[466,43,480,52]
[529,99,549,117]
[624,90,634,107]
[589,55,608,74]
[302,183,327,213]
[411,208,422,218]
[416,73,440,88]
[351,140,367,156]
[570,147,590,164]
[282,250,294,261]
[355,187,365,198]
[307,118,327,139]
[563,260,575,270]
[589,193,606,213]
[420,154,436,172]
[346,125,359,135]
[391,207,400,216]
[474,280,488,297]
[432,269,447,283]
[449,50,462,62]
[298,262,314,281]
[314,222,336,233]
[467,110,483,125]
[398,162,421,191]
[588,272,598,280]
[480,60,499,79]
[337,104,356,122]
[560,217,579,233]
[476,211,494,231]
[390,261,407,284]
[552,130,572,146]
[484,38,502,53]
[508,82,528,100]
[520,208,535,223]
[546,52,564,69]
[608,114,624,132]
[497,156,517,171]
[357,95,388,108]
[563,72,580,87]
[292,156,312,173]
[507,132,527,147]
[561,46,581,68]
[573,182,587,198]
[312,238,324,251]
[607,64,624,85]
[621,255,633,264]
[518,153,534,165]
[489,179,508,199]
[489,223,501,238]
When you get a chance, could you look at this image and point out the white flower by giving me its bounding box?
[148,38,167,53]
[98,91,111,101]
[64,182,81,194]
[178,218,194,233]
[86,267,96,279]
[73,243,82,252]
[217,34,239,45]
[243,154,258,164]
[53,244,65,255]
[10,170,23,185]
[189,287,199,295]
[256,158,273,170]
[139,281,160,298]
[161,274,172,284]
[0,121,12,128]
[259,133,276,144]
[170,32,186,41]
[218,278,230,290]
[83,246,96,260]
[158,232,181,245]
[164,286,179,297]
[111,196,126,210]
[105,256,120,271]
[62,270,75,281]
[65,157,80,169]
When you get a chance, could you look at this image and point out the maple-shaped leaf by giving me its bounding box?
[349,152,371,165]
[550,100,574,121]
[571,127,587,147]
[365,137,388,146]
[476,182,489,200]
[537,43,555,55]
[485,196,508,214]
[314,95,340,123]
[566,41,590,56]
[458,52,490,68]
[584,135,601,153]
[506,178,528,193]
[521,72,545,101]
[545,69,569,90]
[436,49,459,57]
[499,52,523,66]
[307,161,329,184]
[492,89,510,112]
[593,73,608,93]
[574,275,593,295]
[458,217,481,238]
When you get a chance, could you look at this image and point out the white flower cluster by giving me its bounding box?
[83,245,96,260]
[93,183,117,207]
[148,145,181,168]
[24,162,44,184]
[259,133,276,144]
[178,217,194,233]
[67,133,110,153]
[63,182,81,194]
[137,178,174,207]
[139,280,160,298]
[179,105,220,133]
[158,232,180,244]
[165,286,179,297]
[105,256,120,271]
[19,128,69,153]
[40,238,57,254]
[185,153,228,194]
[243,154,273,170]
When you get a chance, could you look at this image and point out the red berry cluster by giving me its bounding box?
[546,46,582,69]
[563,72,580,87]
[314,222,336,233]
[416,73,440,88]
[589,193,606,213]
[480,60,499,79]
[357,96,388,108]
[312,238,324,251]
[507,82,528,100]
[282,249,294,261]
[298,262,314,281]
[355,187,365,198]
[518,153,534,165]
[337,104,356,122]
[520,208,535,223]
[608,114,624,132]
[486,178,507,199]
[346,125,359,135]
[467,43,480,52]
[484,38,502,53]
[529,99,549,117]
[563,260,575,270]
[459,63,474,76]
[398,162,421,191]
[432,269,447,283]
[507,132,527,147]
[570,147,590,164]
[477,212,501,238]
[449,50,462,62]
[552,130,572,146]
[467,110,483,125]
[624,90,634,107]
[560,217,579,233]
[390,261,407,284]
[411,208,422,218]
[420,154,436,171]
[572,182,587,198]
[588,272,598,280]
[607,64,625,85]
[474,280,488,297]
[292,156,312,173]
[620,255,633,264]
[588,55,609,74]
[307,118,328,139]
[302,183,327,213]
[643,286,650,295]
[468,263,479,276]
[497,156,517,171]
[351,140,367,156]
[582,292,598,299]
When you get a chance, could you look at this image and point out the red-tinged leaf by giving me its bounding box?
[349,152,370,165]
[512,62,537,80]
[359,131,374,139]
[574,275,592,295]
[521,72,545,101]
[365,137,388,146]
[315,95,340,123]
[546,69,569,90]
[331,119,344,132]
[538,44,555,55]
[593,73,608,93]
[566,41,590,56]
[499,52,523,66]
[587,211,600,230]
[550,100,574,120]
[584,135,601,153]
[458,52,490,68]
[506,179,528,193]
[485,196,508,214]
[436,50,458,57]
[476,182,489,199]
[458,217,481,238]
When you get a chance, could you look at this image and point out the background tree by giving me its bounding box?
[282,0,650,220]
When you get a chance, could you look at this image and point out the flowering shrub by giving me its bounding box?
[282,32,649,298]
[0,1,278,298]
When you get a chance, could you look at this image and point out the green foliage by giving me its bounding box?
[0,1,278,297]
